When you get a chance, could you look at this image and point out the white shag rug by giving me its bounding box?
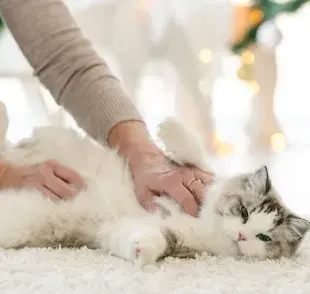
[1,235,310,294]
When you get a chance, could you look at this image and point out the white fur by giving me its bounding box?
[157,118,210,171]
[0,113,288,263]
[221,211,276,258]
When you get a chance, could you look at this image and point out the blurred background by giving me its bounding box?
[0,0,310,215]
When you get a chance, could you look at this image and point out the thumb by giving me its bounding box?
[137,189,162,213]
[143,202,162,213]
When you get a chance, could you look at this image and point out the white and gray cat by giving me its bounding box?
[0,108,308,264]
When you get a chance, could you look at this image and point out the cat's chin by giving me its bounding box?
[218,240,240,257]
[230,235,268,259]
[236,240,267,259]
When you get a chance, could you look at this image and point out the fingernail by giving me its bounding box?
[187,209,199,218]
[69,185,77,191]
[144,202,158,211]
[67,185,79,197]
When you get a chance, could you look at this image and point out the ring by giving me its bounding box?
[187,178,201,188]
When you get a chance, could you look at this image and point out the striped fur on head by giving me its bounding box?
[217,166,310,259]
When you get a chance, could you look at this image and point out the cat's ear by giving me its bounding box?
[287,215,310,238]
[248,166,271,195]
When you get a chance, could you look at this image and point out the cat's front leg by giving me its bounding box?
[99,218,168,265]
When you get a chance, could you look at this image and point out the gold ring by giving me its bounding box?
[187,178,201,188]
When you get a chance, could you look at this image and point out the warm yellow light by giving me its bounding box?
[242,51,255,64]
[198,48,213,64]
[216,143,233,156]
[213,131,233,155]
[250,9,264,25]
[214,131,227,143]
[270,133,286,152]
[249,80,260,94]
[237,63,252,81]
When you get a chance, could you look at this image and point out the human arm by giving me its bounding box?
[0,0,142,142]
[0,0,214,214]
[108,121,214,216]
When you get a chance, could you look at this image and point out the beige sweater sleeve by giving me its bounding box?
[0,0,143,142]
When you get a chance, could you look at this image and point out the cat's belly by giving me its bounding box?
[0,176,147,248]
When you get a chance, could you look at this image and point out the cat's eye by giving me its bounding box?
[240,206,248,223]
[256,233,272,242]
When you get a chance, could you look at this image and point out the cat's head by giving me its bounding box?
[215,166,309,259]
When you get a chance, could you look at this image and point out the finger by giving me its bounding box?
[46,160,85,190]
[143,202,162,214]
[187,180,206,205]
[39,186,60,201]
[167,185,199,216]
[194,169,215,185]
[25,180,62,201]
[137,190,161,212]
[24,180,58,199]
[44,175,77,199]
[139,192,171,216]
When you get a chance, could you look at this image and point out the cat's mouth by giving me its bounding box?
[221,230,242,255]
[231,240,241,255]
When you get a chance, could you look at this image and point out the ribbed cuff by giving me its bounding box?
[0,0,144,143]
[61,79,144,144]
[95,87,144,143]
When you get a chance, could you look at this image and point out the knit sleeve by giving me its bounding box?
[0,0,143,142]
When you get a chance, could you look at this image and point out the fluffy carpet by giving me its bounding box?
[0,235,310,294]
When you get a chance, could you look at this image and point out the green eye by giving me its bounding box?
[240,206,249,223]
[256,233,272,242]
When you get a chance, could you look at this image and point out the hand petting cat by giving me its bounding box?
[0,118,214,216]
[0,160,85,199]
[128,147,214,216]
[108,121,215,216]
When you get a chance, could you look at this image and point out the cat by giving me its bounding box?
[0,107,308,265]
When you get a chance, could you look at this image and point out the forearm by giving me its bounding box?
[0,0,142,142]
[108,121,162,157]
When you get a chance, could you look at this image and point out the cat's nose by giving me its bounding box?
[238,232,246,241]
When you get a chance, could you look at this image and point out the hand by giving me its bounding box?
[128,145,214,216]
[0,160,85,199]
[108,121,214,216]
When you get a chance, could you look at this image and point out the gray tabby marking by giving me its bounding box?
[159,229,199,260]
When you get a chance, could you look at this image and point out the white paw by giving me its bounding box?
[125,230,167,265]
[157,118,210,171]
[157,118,185,164]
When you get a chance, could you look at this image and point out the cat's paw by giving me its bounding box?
[157,118,185,165]
[125,230,167,265]
[157,118,210,171]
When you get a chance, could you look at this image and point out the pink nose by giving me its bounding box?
[238,232,246,241]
